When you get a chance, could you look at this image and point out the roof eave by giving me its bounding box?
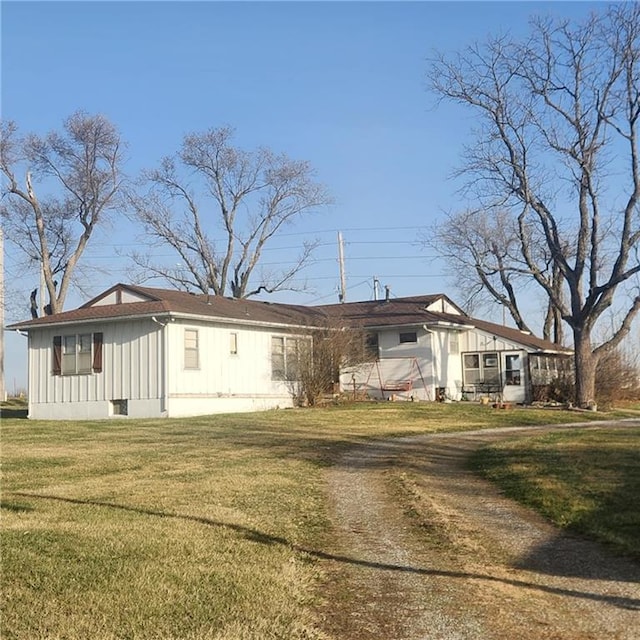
[7,309,322,333]
[7,310,173,331]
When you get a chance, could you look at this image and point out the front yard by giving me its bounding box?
[1,403,637,639]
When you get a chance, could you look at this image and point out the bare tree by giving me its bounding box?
[128,127,332,298]
[0,112,125,314]
[287,323,369,407]
[423,208,565,344]
[428,4,640,407]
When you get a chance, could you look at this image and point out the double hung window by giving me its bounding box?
[184,329,199,369]
[53,333,103,376]
[271,336,310,380]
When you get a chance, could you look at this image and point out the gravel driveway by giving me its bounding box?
[318,423,640,639]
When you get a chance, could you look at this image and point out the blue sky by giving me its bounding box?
[1,1,603,391]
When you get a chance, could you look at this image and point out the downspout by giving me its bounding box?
[151,317,169,417]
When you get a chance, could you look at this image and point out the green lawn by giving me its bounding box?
[1,402,636,639]
[469,427,640,560]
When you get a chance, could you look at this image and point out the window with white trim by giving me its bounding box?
[272,336,285,379]
[463,353,481,384]
[230,332,238,355]
[271,335,311,380]
[399,331,417,344]
[482,353,500,383]
[61,333,92,375]
[184,329,199,369]
[365,332,379,359]
[463,352,500,385]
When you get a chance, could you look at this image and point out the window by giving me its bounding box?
[271,335,311,380]
[399,331,417,344]
[482,353,500,383]
[463,352,499,385]
[463,353,481,384]
[505,354,522,385]
[111,399,128,416]
[449,333,459,355]
[54,332,102,376]
[286,338,300,380]
[184,329,199,369]
[271,337,286,379]
[62,335,77,374]
[230,332,238,355]
[365,332,379,359]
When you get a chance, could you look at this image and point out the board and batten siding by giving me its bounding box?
[28,319,162,419]
[460,327,526,353]
[428,327,463,398]
[343,326,437,401]
[164,320,295,416]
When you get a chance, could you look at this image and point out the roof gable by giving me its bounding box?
[425,296,464,315]
[81,284,160,307]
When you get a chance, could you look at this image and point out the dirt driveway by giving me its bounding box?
[317,423,640,639]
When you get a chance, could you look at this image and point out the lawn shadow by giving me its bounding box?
[515,534,640,581]
[10,491,640,612]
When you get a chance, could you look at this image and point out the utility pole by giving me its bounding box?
[337,231,346,303]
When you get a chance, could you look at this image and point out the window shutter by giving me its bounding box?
[53,336,62,375]
[92,332,103,373]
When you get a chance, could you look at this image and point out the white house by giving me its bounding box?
[8,284,570,419]
[316,295,571,404]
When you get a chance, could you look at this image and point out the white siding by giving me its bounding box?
[459,327,522,353]
[340,324,534,403]
[429,328,463,399]
[166,320,294,401]
[343,326,436,400]
[426,298,462,315]
[91,290,151,305]
[27,317,300,419]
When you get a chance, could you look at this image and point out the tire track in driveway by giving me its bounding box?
[319,422,640,640]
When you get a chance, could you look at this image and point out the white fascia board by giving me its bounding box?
[364,323,421,331]
[13,311,319,333]
[423,321,475,331]
[363,322,474,331]
[9,312,171,331]
[157,312,318,332]
[534,348,574,355]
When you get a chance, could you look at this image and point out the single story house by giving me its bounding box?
[8,283,570,419]
[315,295,571,404]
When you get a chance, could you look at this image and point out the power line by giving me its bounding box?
[80,226,429,250]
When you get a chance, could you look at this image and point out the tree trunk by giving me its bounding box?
[574,329,597,408]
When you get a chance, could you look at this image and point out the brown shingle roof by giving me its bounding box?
[315,295,569,353]
[8,284,569,353]
[8,283,327,330]
[314,295,458,328]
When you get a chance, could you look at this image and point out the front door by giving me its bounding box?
[502,352,526,403]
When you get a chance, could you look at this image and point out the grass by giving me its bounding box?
[1,402,636,639]
[469,427,640,560]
